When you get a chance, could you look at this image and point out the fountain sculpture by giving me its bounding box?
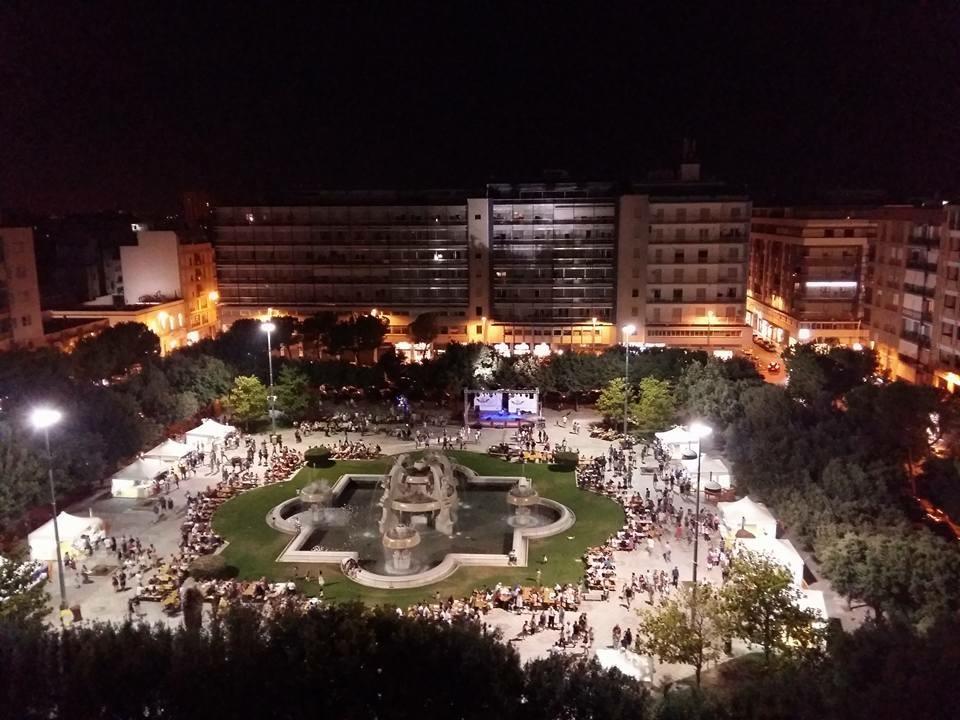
[506,479,541,527]
[382,523,421,574]
[378,452,459,536]
[300,480,333,524]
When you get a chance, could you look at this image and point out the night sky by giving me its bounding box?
[1,2,958,214]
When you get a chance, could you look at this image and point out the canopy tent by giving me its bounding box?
[737,536,806,587]
[797,588,828,621]
[594,648,655,683]
[28,511,106,562]
[184,418,236,448]
[655,425,705,460]
[718,496,778,538]
[655,425,698,445]
[144,438,192,462]
[110,457,169,498]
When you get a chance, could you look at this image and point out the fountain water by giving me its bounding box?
[506,479,544,528]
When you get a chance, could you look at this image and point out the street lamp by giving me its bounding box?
[622,324,636,487]
[261,321,277,432]
[689,421,713,587]
[30,407,68,618]
[621,324,636,435]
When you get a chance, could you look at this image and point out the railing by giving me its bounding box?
[901,330,932,348]
[905,260,938,273]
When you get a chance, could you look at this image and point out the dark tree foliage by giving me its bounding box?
[0,605,648,720]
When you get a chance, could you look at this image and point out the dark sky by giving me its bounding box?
[1,2,959,214]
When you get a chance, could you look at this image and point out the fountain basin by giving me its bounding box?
[269,464,575,588]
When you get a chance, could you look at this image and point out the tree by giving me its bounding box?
[225,375,268,429]
[353,314,388,354]
[73,322,160,380]
[596,377,633,425]
[0,423,45,533]
[636,582,726,686]
[409,312,440,346]
[162,353,234,407]
[634,376,676,432]
[274,364,310,420]
[819,529,960,625]
[721,551,824,666]
[522,654,650,720]
[297,311,338,357]
[0,556,49,625]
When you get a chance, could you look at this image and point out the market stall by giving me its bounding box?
[110,457,169,498]
[718,496,778,538]
[144,438,193,462]
[28,511,106,562]
[184,418,236,450]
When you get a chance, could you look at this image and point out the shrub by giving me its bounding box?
[304,446,333,467]
[552,450,579,471]
[187,554,231,580]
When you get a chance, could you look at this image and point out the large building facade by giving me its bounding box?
[49,230,220,353]
[747,209,872,347]
[864,205,947,386]
[0,228,44,350]
[211,172,750,352]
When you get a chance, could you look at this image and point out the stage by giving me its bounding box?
[476,410,533,427]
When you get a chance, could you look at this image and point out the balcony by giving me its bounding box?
[901,330,932,348]
[907,235,939,249]
[903,283,936,299]
[905,260,938,273]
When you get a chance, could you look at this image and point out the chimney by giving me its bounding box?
[680,138,701,182]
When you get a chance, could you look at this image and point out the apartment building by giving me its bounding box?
[0,227,44,350]
[931,205,960,391]
[864,206,944,384]
[212,192,472,347]
[49,230,220,353]
[616,170,751,350]
[210,172,750,353]
[746,209,872,347]
[482,183,618,349]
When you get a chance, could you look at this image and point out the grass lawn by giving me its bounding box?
[212,451,624,607]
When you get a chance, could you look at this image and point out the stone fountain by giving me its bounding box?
[300,480,334,524]
[507,479,541,528]
[379,453,459,536]
[382,523,421,574]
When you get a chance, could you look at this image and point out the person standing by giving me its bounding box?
[671,566,680,588]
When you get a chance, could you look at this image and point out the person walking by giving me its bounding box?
[663,541,672,562]
[671,566,680,588]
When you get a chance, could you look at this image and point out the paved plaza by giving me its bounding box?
[44,405,859,685]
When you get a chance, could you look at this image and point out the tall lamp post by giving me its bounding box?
[689,421,713,587]
[261,321,277,432]
[30,407,68,618]
[622,324,636,487]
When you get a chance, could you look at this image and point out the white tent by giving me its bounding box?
[28,511,106,562]
[797,588,828,620]
[718,496,778,538]
[737,536,806,587]
[184,418,236,448]
[111,457,169,498]
[595,648,655,683]
[655,425,698,446]
[144,438,192,462]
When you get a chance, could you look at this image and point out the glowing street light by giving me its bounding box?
[261,321,277,431]
[30,407,68,618]
[689,421,713,592]
[622,323,637,482]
